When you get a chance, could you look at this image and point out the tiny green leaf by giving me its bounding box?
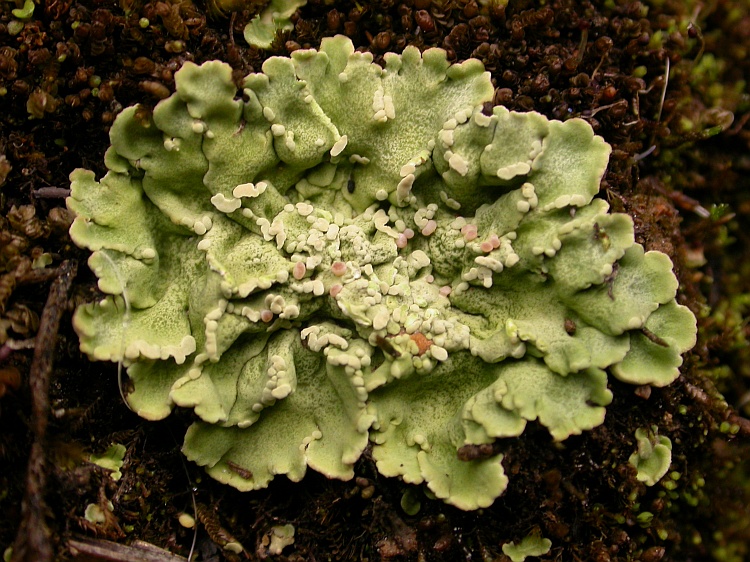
[11,0,35,20]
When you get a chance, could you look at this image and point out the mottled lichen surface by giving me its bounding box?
[67,35,696,510]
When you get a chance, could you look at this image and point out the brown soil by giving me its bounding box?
[1,0,749,561]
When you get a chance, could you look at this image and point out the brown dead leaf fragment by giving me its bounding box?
[0,366,21,398]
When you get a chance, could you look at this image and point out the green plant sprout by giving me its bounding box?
[67,36,696,510]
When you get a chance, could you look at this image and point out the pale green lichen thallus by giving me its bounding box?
[67,36,697,510]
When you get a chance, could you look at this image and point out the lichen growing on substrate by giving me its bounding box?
[629,426,673,487]
[243,0,308,49]
[67,35,696,511]
[502,534,553,562]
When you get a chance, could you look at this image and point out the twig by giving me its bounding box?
[67,537,189,562]
[31,187,71,199]
[12,260,77,562]
[17,267,66,286]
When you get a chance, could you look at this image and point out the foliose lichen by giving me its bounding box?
[629,426,673,487]
[88,443,127,481]
[502,534,553,562]
[266,524,295,556]
[67,36,697,510]
[243,0,307,49]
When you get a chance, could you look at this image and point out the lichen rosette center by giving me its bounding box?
[67,36,696,510]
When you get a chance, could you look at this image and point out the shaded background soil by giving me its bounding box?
[1,0,750,560]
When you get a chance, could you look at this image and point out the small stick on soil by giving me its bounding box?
[17,267,68,286]
[11,260,77,562]
[67,537,189,561]
[31,187,71,199]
